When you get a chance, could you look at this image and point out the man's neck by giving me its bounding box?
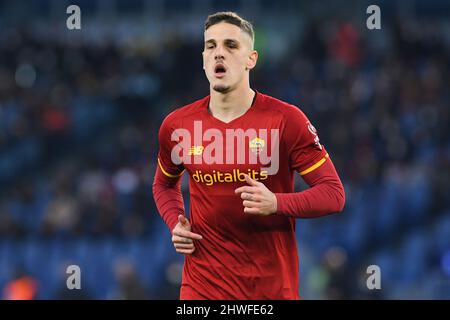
[209,85,256,123]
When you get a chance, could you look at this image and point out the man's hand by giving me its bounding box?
[234,174,278,216]
[172,215,203,255]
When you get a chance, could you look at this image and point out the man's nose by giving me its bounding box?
[214,45,225,60]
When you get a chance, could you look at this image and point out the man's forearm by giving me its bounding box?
[275,159,345,218]
[152,165,185,232]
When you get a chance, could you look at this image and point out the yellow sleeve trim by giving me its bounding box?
[157,158,185,178]
[299,153,329,176]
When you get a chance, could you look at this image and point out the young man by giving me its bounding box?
[153,12,345,300]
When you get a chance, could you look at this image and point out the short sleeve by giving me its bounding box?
[157,114,185,178]
[283,106,329,176]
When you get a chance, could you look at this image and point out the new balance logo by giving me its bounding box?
[188,146,204,155]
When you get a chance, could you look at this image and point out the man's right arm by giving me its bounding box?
[152,114,186,233]
[152,162,185,233]
[152,115,203,254]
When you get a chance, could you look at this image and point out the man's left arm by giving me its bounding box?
[235,105,345,217]
[234,156,345,218]
[274,155,345,218]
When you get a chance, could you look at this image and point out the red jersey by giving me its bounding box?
[157,91,329,299]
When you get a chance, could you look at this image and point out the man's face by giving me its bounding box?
[203,22,257,94]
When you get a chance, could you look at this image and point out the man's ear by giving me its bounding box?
[246,50,258,71]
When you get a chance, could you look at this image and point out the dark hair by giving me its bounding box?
[204,12,254,43]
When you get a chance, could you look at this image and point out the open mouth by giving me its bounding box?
[214,63,227,78]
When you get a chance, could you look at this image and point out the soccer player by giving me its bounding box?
[152,12,345,300]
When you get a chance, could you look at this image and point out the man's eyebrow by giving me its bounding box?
[224,39,240,45]
[204,38,240,44]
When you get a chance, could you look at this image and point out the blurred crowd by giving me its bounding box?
[0,2,449,299]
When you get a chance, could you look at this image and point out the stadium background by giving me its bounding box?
[0,0,449,299]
